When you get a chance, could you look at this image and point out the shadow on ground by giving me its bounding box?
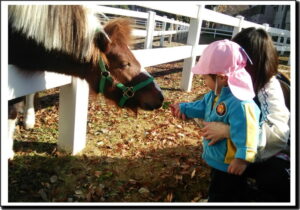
[9,142,210,202]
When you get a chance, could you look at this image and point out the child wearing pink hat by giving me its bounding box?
[171,39,261,201]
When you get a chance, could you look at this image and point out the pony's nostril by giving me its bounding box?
[155,103,162,109]
[159,94,164,102]
[143,103,154,111]
[142,102,161,110]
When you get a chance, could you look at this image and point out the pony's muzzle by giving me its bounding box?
[139,79,164,110]
[124,71,164,110]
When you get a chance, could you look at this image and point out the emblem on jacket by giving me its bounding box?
[216,102,226,116]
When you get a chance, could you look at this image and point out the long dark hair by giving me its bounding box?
[232,27,278,94]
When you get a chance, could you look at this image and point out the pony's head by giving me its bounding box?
[8,5,164,111]
[93,18,164,111]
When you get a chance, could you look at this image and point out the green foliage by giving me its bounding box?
[162,101,171,109]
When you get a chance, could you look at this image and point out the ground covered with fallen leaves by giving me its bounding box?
[9,60,214,202]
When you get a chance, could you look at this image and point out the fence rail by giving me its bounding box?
[201,27,233,38]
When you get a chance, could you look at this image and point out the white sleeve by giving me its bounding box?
[256,76,290,160]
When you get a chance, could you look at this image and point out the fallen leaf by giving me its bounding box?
[94,171,102,178]
[129,179,137,185]
[191,194,202,202]
[175,175,183,181]
[75,190,83,195]
[191,168,196,179]
[38,189,48,201]
[177,133,185,137]
[138,187,150,194]
[181,163,190,170]
[50,175,58,183]
[165,192,173,202]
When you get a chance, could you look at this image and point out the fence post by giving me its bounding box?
[232,15,244,38]
[281,36,288,55]
[169,18,174,43]
[175,24,179,41]
[180,24,184,41]
[178,25,182,41]
[58,77,89,154]
[181,5,204,92]
[276,35,281,46]
[160,16,167,47]
[144,11,156,49]
[185,25,189,40]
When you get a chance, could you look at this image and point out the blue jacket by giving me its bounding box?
[180,87,260,172]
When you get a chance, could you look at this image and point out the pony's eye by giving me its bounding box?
[121,62,130,69]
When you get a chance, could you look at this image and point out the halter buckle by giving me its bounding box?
[101,71,110,78]
[123,87,135,98]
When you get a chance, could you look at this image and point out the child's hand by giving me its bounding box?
[170,103,187,120]
[202,121,230,145]
[227,158,249,175]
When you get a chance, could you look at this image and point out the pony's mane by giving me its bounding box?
[9,5,103,60]
[104,18,133,47]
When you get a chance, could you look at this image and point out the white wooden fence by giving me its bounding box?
[96,4,291,91]
[94,5,190,48]
[7,67,90,155]
[4,3,292,157]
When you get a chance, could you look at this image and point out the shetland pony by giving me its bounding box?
[8,5,164,158]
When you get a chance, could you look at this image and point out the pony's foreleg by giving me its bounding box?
[24,93,35,129]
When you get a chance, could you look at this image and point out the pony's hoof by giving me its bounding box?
[24,120,35,129]
[24,112,35,129]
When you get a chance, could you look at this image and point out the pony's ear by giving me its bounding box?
[94,31,111,53]
[103,18,133,46]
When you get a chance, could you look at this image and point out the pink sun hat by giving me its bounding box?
[192,39,255,101]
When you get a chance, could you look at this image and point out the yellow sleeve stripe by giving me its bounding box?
[244,103,258,162]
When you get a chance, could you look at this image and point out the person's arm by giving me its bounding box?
[171,91,212,120]
[179,99,206,119]
[228,101,260,164]
[228,158,249,175]
[257,77,290,160]
[202,101,259,175]
[170,103,187,120]
[201,121,230,145]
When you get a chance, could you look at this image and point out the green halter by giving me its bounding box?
[98,57,154,107]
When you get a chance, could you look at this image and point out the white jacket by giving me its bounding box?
[256,76,290,160]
